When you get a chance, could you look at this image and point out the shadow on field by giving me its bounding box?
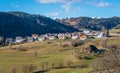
[34,64,88,73]
[34,70,49,73]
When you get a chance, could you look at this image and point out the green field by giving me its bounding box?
[0,37,120,73]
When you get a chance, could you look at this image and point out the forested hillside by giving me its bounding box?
[56,17,120,30]
[0,12,78,38]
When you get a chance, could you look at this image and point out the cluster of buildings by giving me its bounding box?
[4,30,108,45]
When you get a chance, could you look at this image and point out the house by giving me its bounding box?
[86,31,96,39]
[58,33,66,40]
[48,36,56,40]
[5,38,13,44]
[83,30,90,34]
[38,37,46,41]
[80,34,88,40]
[64,33,72,39]
[58,36,66,40]
[96,32,107,38]
[84,45,105,54]
[71,35,79,40]
[15,37,25,43]
[87,31,96,36]
[0,38,6,46]
[84,45,99,54]
[27,37,33,42]
[32,34,38,41]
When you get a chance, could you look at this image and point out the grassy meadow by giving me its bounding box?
[0,36,120,73]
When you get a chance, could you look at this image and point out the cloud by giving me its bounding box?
[83,0,112,7]
[36,0,112,7]
[36,0,62,4]
[36,0,112,14]
[51,12,59,16]
[45,12,60,17]
[61,2,71,12]
[96,2,111,7]
[10,3,19,8]
[36,0,79,4]
[36,0,80,12]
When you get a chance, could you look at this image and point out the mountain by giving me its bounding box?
[55,17,120,30]
[114,24,120,29]
[0,12,78,38]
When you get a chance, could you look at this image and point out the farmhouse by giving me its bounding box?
[80,34,88,40]
[84,45,99,54]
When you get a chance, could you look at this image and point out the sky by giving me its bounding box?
[0,0,120,18]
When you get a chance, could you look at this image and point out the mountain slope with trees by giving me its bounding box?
[114,24,120,29]
[0,12,78,38]
[56,17,120,30]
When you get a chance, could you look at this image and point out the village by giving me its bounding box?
[1,29,109,46]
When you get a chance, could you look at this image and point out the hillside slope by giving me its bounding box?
[114,24,120,29]
[0,12,78,38]
[56,17,120,30]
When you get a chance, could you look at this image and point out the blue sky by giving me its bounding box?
[0,0,120,18]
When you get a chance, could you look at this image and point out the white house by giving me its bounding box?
[6,38,13,44]
[83,30,90,34]
[96,32,106,38]
[48,36,56,40]
[38,37,46,41]
[27,37,33,42]
[15,37,25,43]
[71,35,79,40]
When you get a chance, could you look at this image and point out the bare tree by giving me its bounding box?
[11,67,16,73]
[101,26,107,32]
[22,64,36,73]
[9,42,12,49]
[50,62,55,69]
[33,51,38,59]
[92,46,120,73]
[22,65,28,73]
[28,64,37,73]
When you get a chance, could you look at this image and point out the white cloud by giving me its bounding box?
[61,2,71,12]
[36,0,112,7]
[45,12,60,17]
[83,0,112,7]
[36,0,63,4]
[36,0,79,4]
[36,0,112,14]
[36,0,80,12]
[51,12,59,16]
[36,0,72,12]
[96,2,111,7]
[10,3,19,8]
